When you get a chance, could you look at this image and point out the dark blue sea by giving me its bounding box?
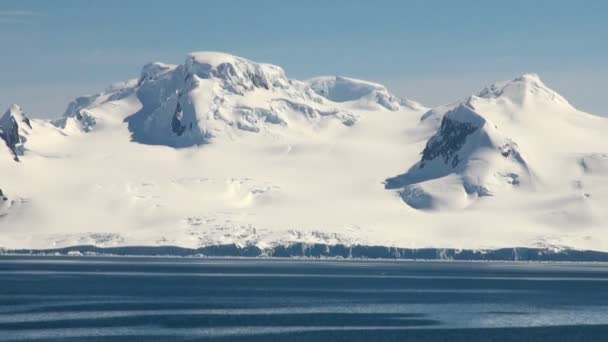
[1,256,608,341]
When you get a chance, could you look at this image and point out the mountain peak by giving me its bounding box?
[183,51,290,94]
[476,73,570,107]
[1,104,31,130]
[515,72,542,83]
[421,73,575,130]
[0,104,31,161]
[6,103,23,114]
[188,51,250,68]
[386,101,532,210]
[126,51,358,147]
[2,104,30,126]
[139,62,176,84]
[306,75,421,111]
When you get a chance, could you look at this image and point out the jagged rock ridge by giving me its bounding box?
[0,104,32,161]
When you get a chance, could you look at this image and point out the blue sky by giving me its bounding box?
[1,0,607,117]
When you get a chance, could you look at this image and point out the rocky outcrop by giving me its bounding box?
[0,104,31,162]
[385,101,532,209]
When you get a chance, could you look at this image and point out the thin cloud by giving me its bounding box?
[0,10,45,24]
[0,10,45,17]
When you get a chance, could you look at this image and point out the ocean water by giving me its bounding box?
[1,256,608,341]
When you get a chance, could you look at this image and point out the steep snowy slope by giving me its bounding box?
[387,74,608,220]
[55,52,363,148]
[386,101,533,209]
[0,104,66,161]
[53,80,138,133]
[0,55,607,253]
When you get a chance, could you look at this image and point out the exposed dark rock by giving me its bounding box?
[171,102,186,136]
[21,116,32,129]
[420,117,479,169]
[247,71,269,90]
[0,116,20,148]
[0,109,26,162]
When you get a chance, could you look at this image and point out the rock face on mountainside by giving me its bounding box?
[53,80,138,133]
[385,73,603,211]
[125,52,323,147]
[0,104,32,161]
[386,100,532,209]
[52,52,413,148]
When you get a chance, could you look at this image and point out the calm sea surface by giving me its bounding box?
[1,256,608,341]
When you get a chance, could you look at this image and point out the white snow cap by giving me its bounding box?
[443,102,486,127]
[139,62,176,82]
[2,104,27,120]
[1,104,31,130]
[477,73,571,107]
[184,51,289,91]
[306,75,421,111]
[306,76,390,102]
[516,73,542,82]
[188,51,251,68]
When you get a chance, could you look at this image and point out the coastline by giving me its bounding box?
[3,243,608,262]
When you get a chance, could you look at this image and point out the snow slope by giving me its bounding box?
[1,104,66,161]
[1,55,607,252]
[306,76,422,111]
[387,73,608,233]
[386,101,533,210]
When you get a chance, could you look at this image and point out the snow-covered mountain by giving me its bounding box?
[54,52,363,147]
[387,74,608,212]
[386,100,533,209]
[1,54,607,253]
[1,104,65,162]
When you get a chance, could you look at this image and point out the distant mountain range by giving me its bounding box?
[1,52,607,253]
